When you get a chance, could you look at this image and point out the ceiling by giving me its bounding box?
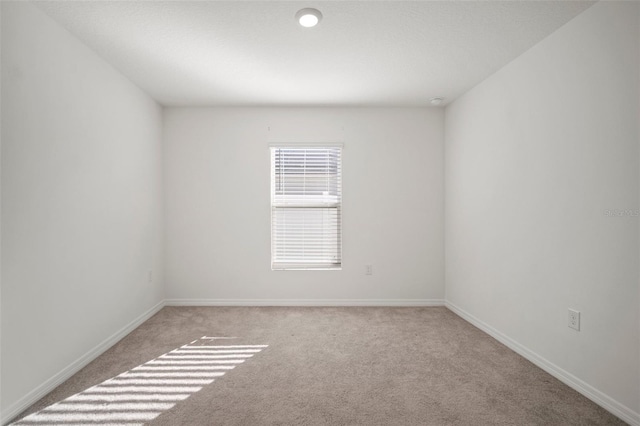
[35,1,595,107]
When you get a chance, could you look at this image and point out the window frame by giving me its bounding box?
[269,143,343,271]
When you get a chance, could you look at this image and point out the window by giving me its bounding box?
[270,146,342,270]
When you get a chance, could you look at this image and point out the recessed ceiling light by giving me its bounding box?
[296,8,322,28]
[429,97,444,106]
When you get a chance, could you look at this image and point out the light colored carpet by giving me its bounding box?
[12,307,625,425]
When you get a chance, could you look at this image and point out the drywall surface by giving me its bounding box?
[1,1,163,417]
[446,0,639,418]
[0,2,3,416]
[164,107,444,302]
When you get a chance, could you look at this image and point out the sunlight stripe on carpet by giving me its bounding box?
[11,337,267,425]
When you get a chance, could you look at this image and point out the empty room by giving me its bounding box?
[1,1,639,425]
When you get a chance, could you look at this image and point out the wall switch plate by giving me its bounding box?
[568,309,580,331]
[148,270,153,283]
[365,265,373,275]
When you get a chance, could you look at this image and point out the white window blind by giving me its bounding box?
[270,146,342,270]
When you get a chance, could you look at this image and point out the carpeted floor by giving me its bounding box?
[11,307,625,425]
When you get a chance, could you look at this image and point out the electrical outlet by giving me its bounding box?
[365,265,373,275]
[568,309,580,331]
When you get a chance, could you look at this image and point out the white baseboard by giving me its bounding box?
[445,301,640,426]
[1,300,165,425]
[165,298,445,307]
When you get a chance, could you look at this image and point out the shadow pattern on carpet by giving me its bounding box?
[11,337,267,425]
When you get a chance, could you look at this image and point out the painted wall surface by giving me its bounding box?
[164,107,444,302]
[445,1,639,415]
[1,1,163,415]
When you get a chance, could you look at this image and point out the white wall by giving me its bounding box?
[445,1,639,421]
[164,107,443,303]
[1,1,164,419]
[0,2,3,416]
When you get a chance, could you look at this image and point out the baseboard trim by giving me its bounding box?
[165,298,445,307]
[1,300,166,425]
[445,301,640,426]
